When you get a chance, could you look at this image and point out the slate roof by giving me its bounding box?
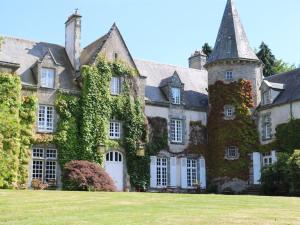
[207,0,258,64]
[0,36,73,86]
[134,59,208,110]
[263,69,300,106]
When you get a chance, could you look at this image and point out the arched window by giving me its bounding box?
[105,151,122,162]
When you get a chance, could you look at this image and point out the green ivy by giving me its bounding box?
[0,72,36,188]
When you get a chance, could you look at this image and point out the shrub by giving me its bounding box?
[31,179,48,190]
[62,160,116,192]
[288,150,300,195]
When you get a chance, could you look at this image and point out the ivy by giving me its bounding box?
[207,80,259,180]
[0,72,36,188]
[185,121,207,156]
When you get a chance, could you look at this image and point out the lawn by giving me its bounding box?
[0,190,300,225]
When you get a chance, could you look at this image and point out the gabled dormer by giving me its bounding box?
[32,48,60,89]
[260,80,284,106]
[159,71,184,106]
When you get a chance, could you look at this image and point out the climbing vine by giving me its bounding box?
[0,72,37,188]
[207,80,259,180]
[185,121,207,156]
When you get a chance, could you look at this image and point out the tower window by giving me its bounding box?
[225,146,239,160]
[225,71,233,80]
[224,105,235,119]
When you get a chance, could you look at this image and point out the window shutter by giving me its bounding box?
[198,157,206,189]
[253,152,261,185]
[170,157,177,187]
[180,158,187,188]
[271,150,277,163]
[150,156,157,188]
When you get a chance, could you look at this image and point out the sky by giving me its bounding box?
[0,0,299,67]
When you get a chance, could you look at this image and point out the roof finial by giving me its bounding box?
[75,8,79,14]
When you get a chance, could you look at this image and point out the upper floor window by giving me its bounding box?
[38,105,54,132]
[109,121,121,139]
[262,113,272,140]
[224,105,235,119]
[110,77,121,95]
[225,71,233,80]
[171,119,183,143]
[41,68,55,88]
[171,87,181,104]
[262,90,271,105]
[225,146,239,160]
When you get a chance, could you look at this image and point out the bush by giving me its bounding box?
[62,160,116,192]
[260,153,290,195]
[288,150,300,195]
[31,179,48,190]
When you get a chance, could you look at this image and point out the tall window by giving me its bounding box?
[225,71,233,80]
[38,105,54,132]
[187,159,197,187]
[156,158,168,187]
[171,87,181,104]
[41,68,55,88]
[263,90,271,105]
[32,148,57,184]
[171,119,183,143]
[110,77,121,95]
[109,121,121,139]
[225,146,239,160]
[262,114,272,140]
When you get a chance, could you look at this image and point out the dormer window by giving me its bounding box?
[41,68,55,88]
[171,87,181,104]
[262,89,271,105]
[110,77,121,95]
[225,71,233,81]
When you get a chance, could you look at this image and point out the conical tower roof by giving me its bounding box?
[207,0,258,64]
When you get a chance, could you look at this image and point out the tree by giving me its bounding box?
[256,42,276,77]
[288,150,300,195]
[273,59,296,74]
[202,43,212,57]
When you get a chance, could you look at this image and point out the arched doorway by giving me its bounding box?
[104,151,124,191]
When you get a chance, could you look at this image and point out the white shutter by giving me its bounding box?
[271,150,277,163]
[253,152,261,185]
[180,158,187,188]
[170,157,177,187]
[199,157,206,189]
[150,156,157,188]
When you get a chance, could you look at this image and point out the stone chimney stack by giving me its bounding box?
[65,10,82,72]
[188,50,207,70]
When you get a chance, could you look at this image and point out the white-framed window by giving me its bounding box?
[187,159,197,187]
[38,105,54,132]
[106,151,122,162]
[171,119,183,143]
[32,148,57,183]
[171,87,181,104]
[156,158,168,187]
[225,146,239,160]
[263,90,271,105]
[262,114,272,140]
[262,152,272,166]
[110,77,121,95]
[41,68,55,88]
[225,71,233,80]
[224,105,235,118]
[109,121,121,139]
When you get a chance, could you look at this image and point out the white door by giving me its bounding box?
[105,151,124,191]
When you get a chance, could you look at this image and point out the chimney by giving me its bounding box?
[188,50,207,70]
[65,10,82,72]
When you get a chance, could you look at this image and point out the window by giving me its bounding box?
[171,119,183,143]
[110,77,121,95]
[263,90,271,105]
[187,159,197,187]
[109,121,121,139]
[262,152,272,166]
[224,105,235,118]
[225,71,233,80]
[157,158,168,187]
[32,148,57,184]
[106,151,122,162]
[38,105,54,132]
[225,146,239,160]
[41,68,55,88]
[171,87,181,104]
[262,114,272,140]
[113,52,118,61]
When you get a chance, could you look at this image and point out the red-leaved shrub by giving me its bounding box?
[62,160,116,192]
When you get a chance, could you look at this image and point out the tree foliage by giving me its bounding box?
[202,43,212,57]
[273,59,296,74]
[256,42,276,76]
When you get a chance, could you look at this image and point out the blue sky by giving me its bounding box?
[1,0,299,67]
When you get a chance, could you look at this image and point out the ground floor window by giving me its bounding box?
[31,148,58,185]
[157,158,168,187]
[187,159,197,187]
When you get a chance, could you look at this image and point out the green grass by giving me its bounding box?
[0,190,300,225]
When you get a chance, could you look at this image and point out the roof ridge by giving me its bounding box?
[2,35,65,48]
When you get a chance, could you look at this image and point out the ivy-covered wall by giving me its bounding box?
[0,72,37,188]
[207,80,259,180]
